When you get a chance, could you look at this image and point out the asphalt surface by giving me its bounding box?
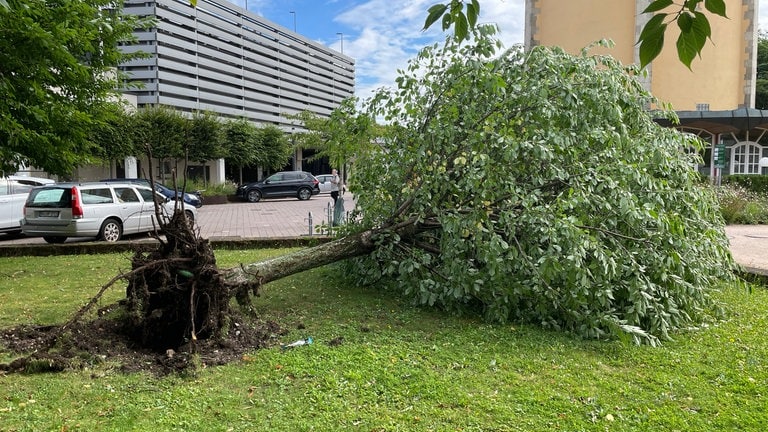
[1,195,766,277]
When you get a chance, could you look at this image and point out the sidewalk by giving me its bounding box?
[724,225,768,277]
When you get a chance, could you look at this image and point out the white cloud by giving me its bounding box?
[335,0,524,99]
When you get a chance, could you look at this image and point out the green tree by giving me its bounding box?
[0,0,145,176]
[224,118,260,184]
[424,0,727,68]
[131,107,187,179]
[89,102,137,164]
[291,97,379,174]
[187,111,225,184]
[256,124,294,173]
[756,31,768,109]
[228,29,735,345]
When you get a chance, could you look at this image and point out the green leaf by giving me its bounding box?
[467,0,480,28]
[677,12,693,32]
[684,0,700,12]
[455,12,469,41]
[441,12,453,31]
[638,16,667,68]
[642,0,674,13]
[423,4,448,31]
[691,11,712,41]
[638,13,667,42]
[676,30,701,68]
[704,0,727,17]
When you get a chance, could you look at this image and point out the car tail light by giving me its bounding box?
[71,186,84,219]
[313,178,319,186]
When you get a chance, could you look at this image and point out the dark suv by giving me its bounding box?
[236,171,320,202]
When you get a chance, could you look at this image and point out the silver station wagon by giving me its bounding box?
[21,182,196,243]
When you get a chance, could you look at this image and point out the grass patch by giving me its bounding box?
[1,249,766,430]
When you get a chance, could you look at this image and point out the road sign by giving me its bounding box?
[713,143,726,168]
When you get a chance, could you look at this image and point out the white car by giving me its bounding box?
[21,182,196,243]
[0,175,55,235]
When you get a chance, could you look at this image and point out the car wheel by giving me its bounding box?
[246,189,262,202]
[184,210,195,222]
[99,218,123,242]
[43,236,67,244]
[297,187,312,200]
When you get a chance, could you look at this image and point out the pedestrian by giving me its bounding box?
[330,168,341,202]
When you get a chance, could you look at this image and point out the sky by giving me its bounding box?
[230,0,768,101]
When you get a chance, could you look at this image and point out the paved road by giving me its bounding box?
[1,197,766,276]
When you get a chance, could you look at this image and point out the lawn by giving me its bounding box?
[0,249,766,431]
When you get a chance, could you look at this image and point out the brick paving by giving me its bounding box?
[196,195,354,239]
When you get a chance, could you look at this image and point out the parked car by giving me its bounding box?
[21,182,196,243]
[0,175,55,235]
[236,171,320,202]
[100,178,203,208]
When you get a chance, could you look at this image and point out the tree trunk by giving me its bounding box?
[221,230,376,286]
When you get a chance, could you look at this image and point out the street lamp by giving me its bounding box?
[289,11,296,32]
[336,32,344,54]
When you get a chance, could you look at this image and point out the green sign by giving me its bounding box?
[713,143,726,169]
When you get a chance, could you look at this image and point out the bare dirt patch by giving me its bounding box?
[0,306,283,375]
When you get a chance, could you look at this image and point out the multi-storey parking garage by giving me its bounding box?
[120,0,354,127]
[109,0,354,182]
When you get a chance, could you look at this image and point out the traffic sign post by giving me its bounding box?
[713,143,726,169]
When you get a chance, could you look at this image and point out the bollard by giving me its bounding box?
[306,211,313,236]
[327,202,333,236]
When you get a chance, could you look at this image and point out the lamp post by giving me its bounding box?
[289,11,296,32]
[336,32,344,54]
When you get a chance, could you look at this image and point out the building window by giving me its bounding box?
[696,103,710,111]
[731,142,763,174]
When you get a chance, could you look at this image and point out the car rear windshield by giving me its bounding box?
[26,187,71,208]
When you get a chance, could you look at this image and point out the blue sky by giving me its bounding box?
[229,0,525,99]
[228,1,768,101]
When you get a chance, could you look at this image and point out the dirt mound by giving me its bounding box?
[0,305,283,375]
[1,205,286,375]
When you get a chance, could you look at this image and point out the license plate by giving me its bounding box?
[38,211,59,217]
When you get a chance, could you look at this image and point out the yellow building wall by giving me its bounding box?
[531,0,637,64]
[651,0,750,110]
[527,0,754,110]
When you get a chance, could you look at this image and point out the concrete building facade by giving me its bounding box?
[524,0,768,177]
[112,0,355,183]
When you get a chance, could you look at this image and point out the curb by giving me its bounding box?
[0,236,333,257]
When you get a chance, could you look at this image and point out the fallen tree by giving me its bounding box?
[1,29,738,373]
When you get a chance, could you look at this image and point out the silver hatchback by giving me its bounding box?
[21,182,196,243]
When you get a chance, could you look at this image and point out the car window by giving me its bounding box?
[81,188,114,204]
[27,188,70,208]
[0,178,8,196]
[115,187,141,203]
[266,173,283,182]
[10,180,39,195]
[137,188,156,202]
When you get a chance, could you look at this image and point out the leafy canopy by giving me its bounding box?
[345,27,735,345]
[0,0,145,175]
[290,98,380,170]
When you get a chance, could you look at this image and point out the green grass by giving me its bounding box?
[1,250,767,431]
